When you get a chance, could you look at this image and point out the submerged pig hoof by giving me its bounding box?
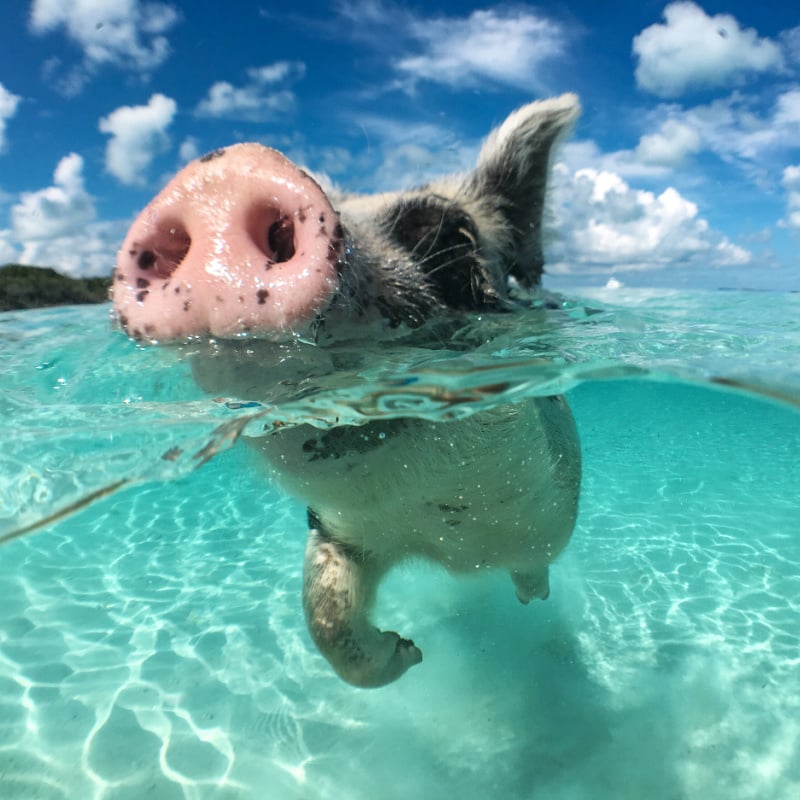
[343,630,423,689]
[515,587,550,604]
[374,631,422,687]
[397,636,423,668]
[511,568,551,604]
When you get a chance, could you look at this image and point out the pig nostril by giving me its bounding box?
[248,205,297,265]
[267,217,295,263]
[135,222,191,279]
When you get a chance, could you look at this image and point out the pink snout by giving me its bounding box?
[113,144,342,341]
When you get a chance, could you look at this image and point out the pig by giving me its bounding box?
[112,94,582,687]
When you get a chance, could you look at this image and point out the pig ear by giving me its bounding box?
[465,93,580,287]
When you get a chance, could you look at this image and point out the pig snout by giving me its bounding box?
[113,144,342,341]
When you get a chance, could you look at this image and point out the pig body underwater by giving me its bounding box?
[113,94,582,687]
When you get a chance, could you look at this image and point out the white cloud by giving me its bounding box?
[559,137,688,184]
[99,93,177,185]
[781,165,800,229]
[395,8,567,91]
[14,220,124,277]
[247,62,299,84]
[0,231,19,264]
[4,152,122,276]
[782,25,800,66]
[674,89,800,168]
[0,82,22,152]
[633,2,783,98]
[548,164,751,273]
[773,88,800,127]
[30,0,179,81]
[344,113,477,191]
[11,153,95,241]
[195,62,305,121]
[635,118,702,166]
[284,143,354,183]
[592,89,800,193]
[337,0,401,28]
[178,136,200,164]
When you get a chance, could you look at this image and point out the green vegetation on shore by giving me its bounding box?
[0,264,112,311]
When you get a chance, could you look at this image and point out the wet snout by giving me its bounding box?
[113,144,342,341]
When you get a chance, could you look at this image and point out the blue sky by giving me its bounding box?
[1,1,799,289]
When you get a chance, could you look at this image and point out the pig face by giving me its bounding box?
[112,95,582,688]
[113,94,579,344]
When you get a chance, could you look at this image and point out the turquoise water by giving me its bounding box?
[0,289,798,799]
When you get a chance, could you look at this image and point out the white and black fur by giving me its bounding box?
[190,94,582,687]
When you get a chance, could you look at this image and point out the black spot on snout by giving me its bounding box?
[199,148,226,163]
[256,289,269,304]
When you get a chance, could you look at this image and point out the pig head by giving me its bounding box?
[114,94,579,343]
[113,95,582,687]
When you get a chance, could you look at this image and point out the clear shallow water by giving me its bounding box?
[0,289,798,799]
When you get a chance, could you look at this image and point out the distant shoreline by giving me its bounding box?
[0,264,112,311]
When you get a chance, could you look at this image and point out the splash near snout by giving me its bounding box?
[113,143,342,341]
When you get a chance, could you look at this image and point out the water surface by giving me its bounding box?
[0,289,798,799]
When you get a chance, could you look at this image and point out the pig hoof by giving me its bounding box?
[511,567,551,604]
[376,630,423,686]
[343,630,422,689]
[396,635,423,667]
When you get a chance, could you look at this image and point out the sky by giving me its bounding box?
[0,0,799,290]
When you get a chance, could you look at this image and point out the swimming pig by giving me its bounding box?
[113,94,582,687]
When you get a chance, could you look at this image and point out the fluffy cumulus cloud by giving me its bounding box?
[781,165,800,229]
[29,0,180,93]
[395,7,567,91]
[98,93,177,185]
[561,120,705,180]
[635,118,703,167]
[11,221,123,277]
[11,154,95,242]
[0,82,22,152]
[633,2,783,97]
[547,165,751,273]
[0,235,18,264]
[5,153,122,276]
[195,62,305,122]
[664,89,800,170]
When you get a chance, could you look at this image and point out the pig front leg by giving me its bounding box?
[302,525,422,688]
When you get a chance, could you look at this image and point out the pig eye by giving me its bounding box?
[384,197,495,310]
[385,196,478,265]
[267,216,295,263]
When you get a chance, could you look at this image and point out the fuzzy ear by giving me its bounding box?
[466,93,580,287]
